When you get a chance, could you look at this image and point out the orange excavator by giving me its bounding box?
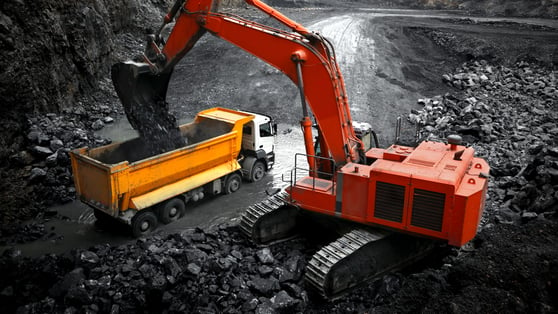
[112,0,490,299]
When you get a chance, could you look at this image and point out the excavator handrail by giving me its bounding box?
[291,153,336,194]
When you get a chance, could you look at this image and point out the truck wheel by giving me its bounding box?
[249,161,266,182]
[225,173,242,194]
[158,198,185,224]
[131,210,158,238]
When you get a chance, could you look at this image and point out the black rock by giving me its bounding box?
[186,263,202,276]
[148,273,167,291]
[270,290,297,311]
[521,211,538,223]
[65,285,92,306]
[50,139,64,151]
[256,248,275,264]
[9,150,34,166]
[80,251,100,265]
[255,300,276,314]
[273,266,295,283]
[162,257,182,278]
[49,267,86,298]
[282,282,305,300]
[185,248,209,264]
[242,298,259,311]
[32,145,53,157]
[29,167,47,183]
[258,265,274,276]
[249,276,280,296]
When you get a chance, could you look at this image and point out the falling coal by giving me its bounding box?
[111,62,185,156]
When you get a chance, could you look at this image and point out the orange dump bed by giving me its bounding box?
[70,108,254,218]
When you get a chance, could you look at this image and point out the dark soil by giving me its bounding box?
[0,0,557,313]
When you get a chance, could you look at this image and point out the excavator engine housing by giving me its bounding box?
[287,139,488,246]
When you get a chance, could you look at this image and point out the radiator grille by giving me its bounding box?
[374,182,405,222]
[411,189,445,231]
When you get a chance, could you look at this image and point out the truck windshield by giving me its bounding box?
[259,123,273,137]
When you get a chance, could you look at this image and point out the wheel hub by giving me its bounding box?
[140,221,150,231]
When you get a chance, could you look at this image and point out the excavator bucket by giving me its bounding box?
[111,61,173,130]
[111,61,185,154]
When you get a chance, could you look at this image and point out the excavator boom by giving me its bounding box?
[112,0,362,167]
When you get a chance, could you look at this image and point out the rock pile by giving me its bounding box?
[0,225,310,314]
[408,60,558,224]
[0,0,172,235]
[0,98,116,241]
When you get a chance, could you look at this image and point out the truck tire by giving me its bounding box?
[131,210,158,238]
[249,160,266,182]
[225,173,242,194]
[158,198,185,224]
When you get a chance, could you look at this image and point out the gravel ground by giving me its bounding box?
[0,0,557,313]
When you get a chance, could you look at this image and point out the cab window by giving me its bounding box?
[259,123,273,137]
[243,124,252,135]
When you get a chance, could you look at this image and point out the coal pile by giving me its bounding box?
[122,98,186,156]
[0,0,171,229]
[0,101,115,241]
[1,1,557,312]
[0,225,311,314]
[408,60,558,225]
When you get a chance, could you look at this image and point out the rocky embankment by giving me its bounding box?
[410,60,558,225]
[0,0,171,236]
[1,59,556,313]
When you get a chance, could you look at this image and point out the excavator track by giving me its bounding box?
[305,228,434,299]
[239,191,299,244]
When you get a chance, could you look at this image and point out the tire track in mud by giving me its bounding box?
[309,15,420,145]
[310,16,377,118]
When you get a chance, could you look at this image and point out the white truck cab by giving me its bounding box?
[240,112,276,182]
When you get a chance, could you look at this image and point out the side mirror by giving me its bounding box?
[273,123,278,136]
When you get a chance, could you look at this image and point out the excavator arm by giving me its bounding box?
[112,0,363,169]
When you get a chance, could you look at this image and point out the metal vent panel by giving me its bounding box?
[411,189,445,231]
[374,182,405,222]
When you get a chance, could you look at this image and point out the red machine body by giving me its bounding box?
[289,141,489,246]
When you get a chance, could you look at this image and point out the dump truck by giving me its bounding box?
[70,107,276,237]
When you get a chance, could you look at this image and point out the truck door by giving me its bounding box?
[242,121,256,151]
